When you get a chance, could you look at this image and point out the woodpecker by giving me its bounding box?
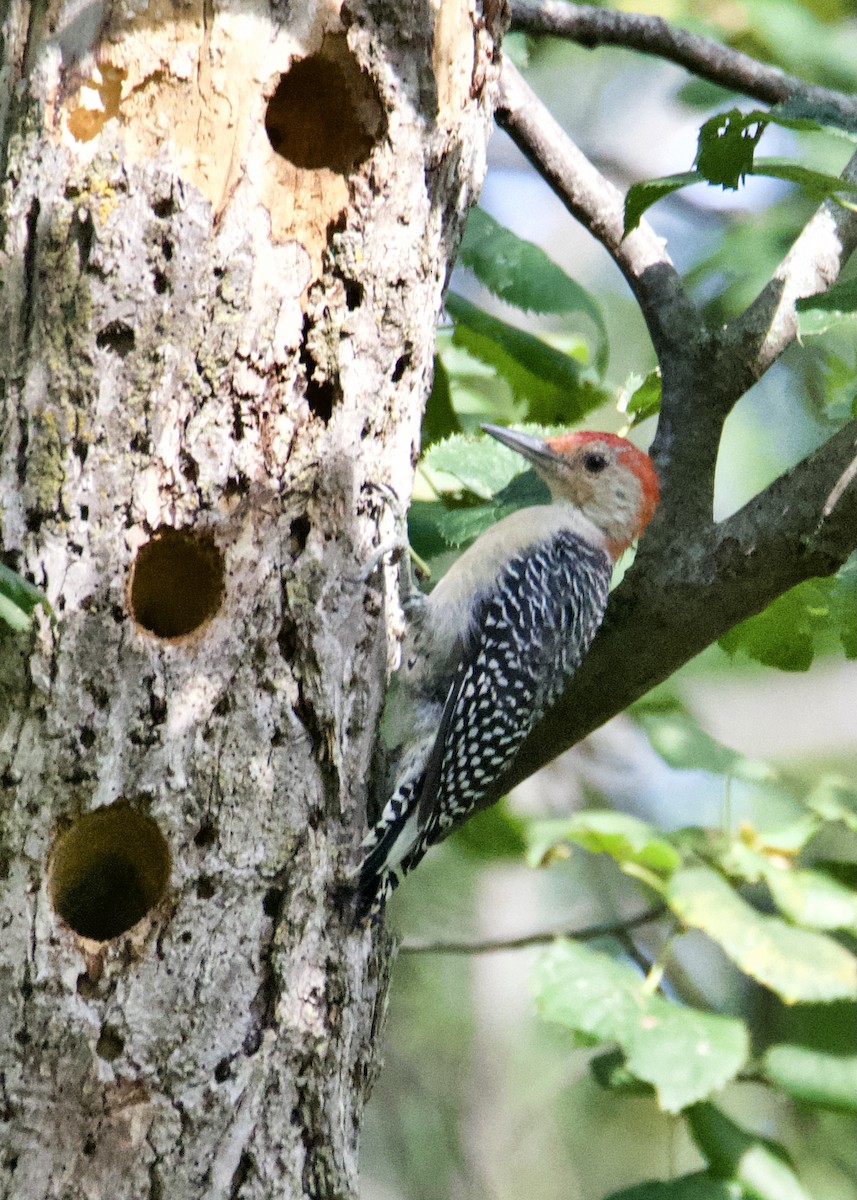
[354,424,659,921]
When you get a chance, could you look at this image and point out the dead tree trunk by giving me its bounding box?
[0,2,503,1195]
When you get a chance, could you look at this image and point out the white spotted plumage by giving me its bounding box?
[354,426,659,922]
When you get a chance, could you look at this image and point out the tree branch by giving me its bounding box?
[495,57,700,365]
[510,0,857,126]
[399,904,667,954]
[723,149,857,391]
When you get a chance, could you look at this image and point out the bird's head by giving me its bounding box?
[482,424,660,559]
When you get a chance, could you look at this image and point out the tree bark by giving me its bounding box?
[0,1,504,1196]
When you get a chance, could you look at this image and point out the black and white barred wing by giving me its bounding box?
[411,530,612,857]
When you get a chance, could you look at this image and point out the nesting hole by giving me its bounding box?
[96,321,135,357]
[264,34,384,174]
[48,803,170,941]
[129,526,224,639]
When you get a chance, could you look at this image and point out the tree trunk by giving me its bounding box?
[0,2,503,1195]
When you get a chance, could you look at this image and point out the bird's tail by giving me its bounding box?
[351,770,425,923]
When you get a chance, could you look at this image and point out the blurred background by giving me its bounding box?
[361,2,857,1196]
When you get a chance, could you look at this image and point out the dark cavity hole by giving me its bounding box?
[95,1025,124,1061]
[96,321,135,357]
[48,803,170,941]
[289,514,310,555]
[129,526,224,639]
[194,820,217,848]
[264,35,384,174]
[152,196,177,218]
[305,377,337,424]
[153,271,169,295]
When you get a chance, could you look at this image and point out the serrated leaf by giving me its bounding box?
[624,172,702,235]
[423,431,523,499]
[687,1104,810,1200]
[527,811,681,875]
[445,293,607,425]
[605,1174,744,1200]
[761,1044,857,1113]
[435,503,502,548]
[666,866,857,1003]
[533,940,749,1111]
[694,110,765,189]
[458,207,608,372]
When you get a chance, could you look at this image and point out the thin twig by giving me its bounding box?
[495,57,700,363]
[510,0,857,127]
[399,903,667,954]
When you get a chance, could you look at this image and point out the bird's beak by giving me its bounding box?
[481,424,564,470]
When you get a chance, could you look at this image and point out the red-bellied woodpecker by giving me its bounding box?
[354,424,660,921]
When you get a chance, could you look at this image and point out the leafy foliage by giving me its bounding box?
[624,105,857,233]
[719,566,856,669]
[534,940,750,1112]
[367,6,857,1199]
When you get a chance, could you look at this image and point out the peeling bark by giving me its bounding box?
[0,1,504,1195]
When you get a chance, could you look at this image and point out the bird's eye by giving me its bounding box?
[582,451,608,474]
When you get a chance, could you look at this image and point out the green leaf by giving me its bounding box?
[527,811,681,875]
[0,563,49,631]
[624,172,701,235]
[605,1174,745,1200]
[764,866,857,931]
[533,940,750,1111]
[694,109,765,189]
[666,866,857,1003]
[423,429,527,499]
[750,158,857,201]
[434,469,551,548]
[445,293,607,425]
[458,207,608,372]
[805,775,857,831]
[434,503,503,548]
[761,1044,857,1113]
[618,368,662,425]
[687,1103,810,1200]
[719,575,853,671]
[451,800,528,862]
[422,356,461,447]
